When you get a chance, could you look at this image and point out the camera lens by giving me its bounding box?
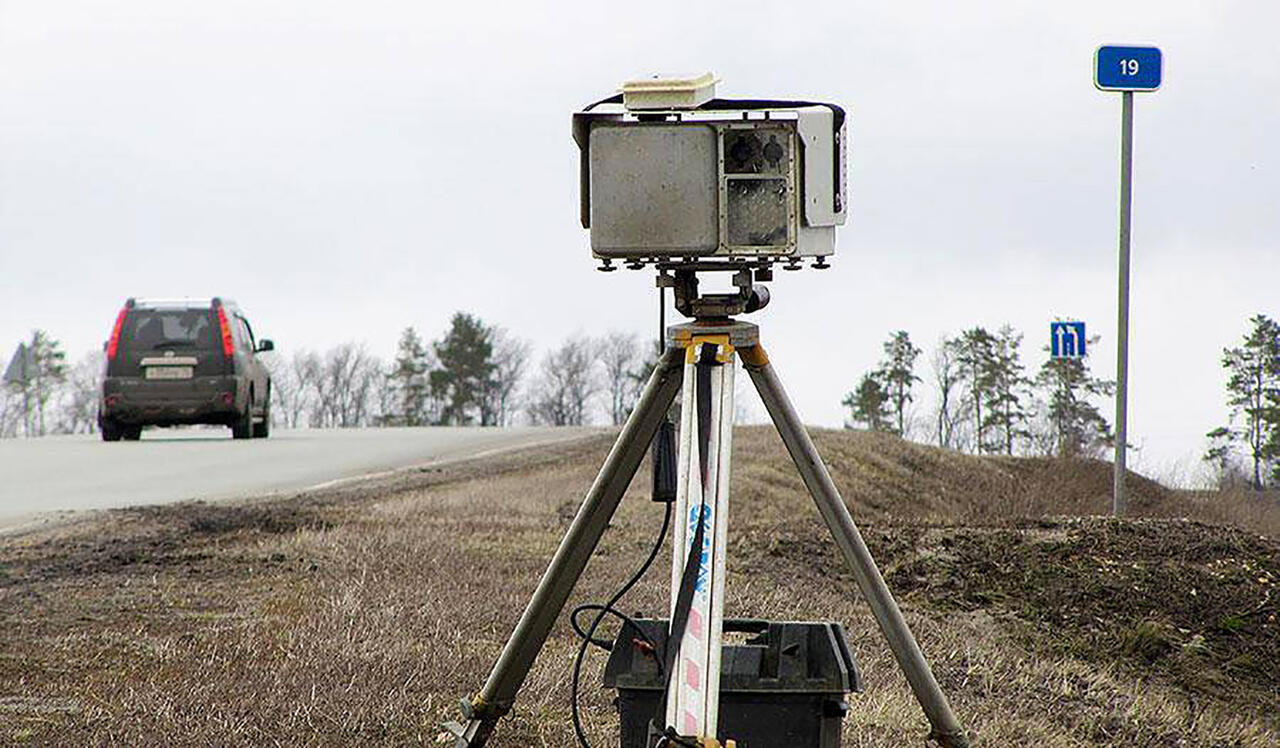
[727,132,761,173]
[763,135,784,167]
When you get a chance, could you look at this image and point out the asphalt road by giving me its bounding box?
[0,426,594,531]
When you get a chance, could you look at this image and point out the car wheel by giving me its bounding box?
[123,426,143,441]
[101,420,123,442]
[252,407,270,439]
[231,402,253,440]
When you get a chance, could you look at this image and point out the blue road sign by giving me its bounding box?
[1095,46,1162,91]
[1051,322,1087,359]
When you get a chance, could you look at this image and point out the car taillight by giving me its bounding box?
[216,305,235,357]
[106,308,129,360]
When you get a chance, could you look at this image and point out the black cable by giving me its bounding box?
[570,500,672,748]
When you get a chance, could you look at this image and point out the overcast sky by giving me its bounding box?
[1,1,1276,480]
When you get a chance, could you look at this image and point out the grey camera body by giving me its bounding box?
[574,102,847,262]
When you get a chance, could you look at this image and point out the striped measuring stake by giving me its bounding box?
[666,336,735,739]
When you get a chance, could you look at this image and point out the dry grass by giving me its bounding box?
[1,426,1277,746]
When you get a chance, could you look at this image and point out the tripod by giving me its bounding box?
[444,312,969,748]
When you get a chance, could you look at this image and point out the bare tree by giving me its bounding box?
[598,331,640,426]
[58,350,104,434]
[311,344,382,428]
[527,336,599,426]
[261,350,312,429]
[294,350,325,428]
[0,389,21,438]
[931,336,964,449]
[262,352,291,428]
[484,327,531,427]
[372,360,397,426]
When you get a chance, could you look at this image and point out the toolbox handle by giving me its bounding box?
[722,618,771,634]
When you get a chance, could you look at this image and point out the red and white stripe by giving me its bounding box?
[668,350,735,739]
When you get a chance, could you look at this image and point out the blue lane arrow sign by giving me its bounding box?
[1051,322,1087,359]
[1095,46,1162,91]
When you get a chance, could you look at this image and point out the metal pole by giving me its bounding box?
[742,346,969,748]
[446,345,685,747]
[1113,90,1133,517]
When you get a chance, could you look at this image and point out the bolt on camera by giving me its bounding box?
[573,73,847,277]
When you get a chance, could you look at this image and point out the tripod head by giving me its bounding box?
[661,265,770,320]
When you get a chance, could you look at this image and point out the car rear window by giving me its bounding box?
[119,309,221,352]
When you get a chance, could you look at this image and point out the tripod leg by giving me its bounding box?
[741,346,970,748]
[444,346,685,748]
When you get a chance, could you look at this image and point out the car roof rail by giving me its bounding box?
[133,297,227,309]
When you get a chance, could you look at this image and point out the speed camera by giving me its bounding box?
[572,75,847,264]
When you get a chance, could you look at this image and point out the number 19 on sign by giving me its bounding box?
[1094,46,1162,91]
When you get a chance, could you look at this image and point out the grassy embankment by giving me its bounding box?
[1,426,1276,746]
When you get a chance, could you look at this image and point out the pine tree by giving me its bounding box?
[842,373,892,432]
[390,326,431,426]
[982,325,1033,455]
[1212,314,1280,489]
[430,313,496,426]
[875,331,920,437]
[1203,426,1238,486]
[954,327,998,453]
[1036,333,1114,458]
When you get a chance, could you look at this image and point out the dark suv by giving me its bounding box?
[98,297,273,441]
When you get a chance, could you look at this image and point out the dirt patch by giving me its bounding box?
[759,515,1279,705]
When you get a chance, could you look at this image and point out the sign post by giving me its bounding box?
[1095,44,1161,517]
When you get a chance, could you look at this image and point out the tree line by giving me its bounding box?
[267,313,656,429]
[0,312,660,436]
[842,314,1280,491]
[842,325,1114,459]
[7,309,1276,489]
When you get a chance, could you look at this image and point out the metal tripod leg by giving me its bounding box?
[741,344,970,748]
[445,346,685,747]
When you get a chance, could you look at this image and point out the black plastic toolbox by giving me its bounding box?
[602,618,862,748]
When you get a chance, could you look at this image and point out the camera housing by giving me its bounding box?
[573,82,847,266]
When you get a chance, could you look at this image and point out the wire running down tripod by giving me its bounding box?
[443,288,969,748]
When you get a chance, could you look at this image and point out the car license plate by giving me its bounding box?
[145,366,193,380]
